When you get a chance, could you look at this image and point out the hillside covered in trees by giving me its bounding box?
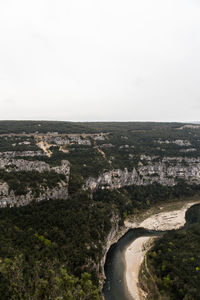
[1,121,200,299]
[144,204,200,300]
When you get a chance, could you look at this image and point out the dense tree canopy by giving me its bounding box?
[0,193,114,299]
[145,204,200,300]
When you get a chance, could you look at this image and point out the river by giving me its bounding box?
[103,202,200,300]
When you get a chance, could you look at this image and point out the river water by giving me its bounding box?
[103,203,200,300]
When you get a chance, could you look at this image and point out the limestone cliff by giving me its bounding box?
[98,213,120,287]
[84,155,200,191]
[0,160,70,207]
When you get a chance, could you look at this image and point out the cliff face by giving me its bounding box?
[2,122,200,295]
[1,128,200,207]
[0,182,69,207]
[84,155,200,191]
[98,213,120,287]
[0,160,70,207]
[2,153,200,207]
[0,158,70,175]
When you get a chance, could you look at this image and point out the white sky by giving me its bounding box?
[0,0,200,121]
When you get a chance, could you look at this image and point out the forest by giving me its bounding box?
[0,192,114,299]
[0,121,184,134]
[0,121,200,299]
[0,170,66,195]
[0,183,199,299]
[145,204,200,299]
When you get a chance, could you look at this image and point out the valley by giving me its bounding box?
[1,121,200,299]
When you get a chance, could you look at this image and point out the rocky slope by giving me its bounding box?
[84,155,200,191]
[0,159,70,207]
[1,124,200,208]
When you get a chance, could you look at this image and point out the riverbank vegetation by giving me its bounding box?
[0,186,199,299]
[1,121,200,298]
[93,182,200,220]
[144,204,200,299]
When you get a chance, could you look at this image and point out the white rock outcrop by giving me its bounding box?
[0,160,70,207]
[84,155,200,191]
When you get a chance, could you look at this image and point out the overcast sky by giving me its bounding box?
[0,0,200,122]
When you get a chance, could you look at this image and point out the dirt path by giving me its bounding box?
[36,140,53,157]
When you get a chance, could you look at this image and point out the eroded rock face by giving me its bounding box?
[1,128,200,209]
[35,132,109,151]
[84,155,200,191]
[180,148,196,153]
[98,213,120,286]
[0,151,45,158]
[0,160,70,207]
[156,139,191,146]
[0,182,69,208]
[0,158,70,175]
